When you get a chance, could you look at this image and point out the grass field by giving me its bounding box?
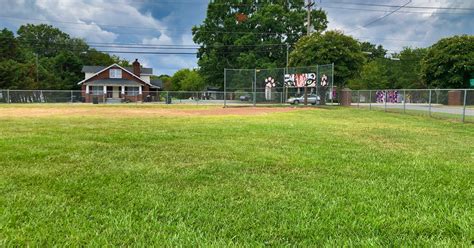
[1,105,473,246]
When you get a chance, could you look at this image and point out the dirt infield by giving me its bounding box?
[0,105,306,118]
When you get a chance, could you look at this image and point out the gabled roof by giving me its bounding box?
[77,64,153,86]
[150,79,163,89]
[82,66,153,75]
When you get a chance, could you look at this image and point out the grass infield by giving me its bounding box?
[1,105,473,246]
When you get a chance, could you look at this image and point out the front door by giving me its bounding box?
[112,86,119,98]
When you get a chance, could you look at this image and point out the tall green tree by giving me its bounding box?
[348,59,389,90]
[170,69,205,91]
[360,41,386,61]
[393,47,427,89]
[0,24,129,90]
[422,35,474,88]
[193,0,328,87]
[289,30,365,87]
[0,29,21,61]
[17,24,73,57]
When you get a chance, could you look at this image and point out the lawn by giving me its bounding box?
[1,105,473,246]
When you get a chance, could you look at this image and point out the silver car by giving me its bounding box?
[287,94,320,105]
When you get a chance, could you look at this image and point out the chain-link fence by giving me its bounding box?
[351,89,474,123]
[0,90,227,105]
[224,64,335,107]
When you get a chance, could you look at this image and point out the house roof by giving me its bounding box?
[150,79,163,89]
[77,64,152,86]
[85,79,142,86]
[82,66,153,75]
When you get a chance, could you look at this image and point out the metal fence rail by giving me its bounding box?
[350,89,474,123]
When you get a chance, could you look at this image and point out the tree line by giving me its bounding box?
[1,3,473,92]
[0,24,128,90]
[193,0,474,90]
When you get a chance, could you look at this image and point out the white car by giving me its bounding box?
[287,94,320,105]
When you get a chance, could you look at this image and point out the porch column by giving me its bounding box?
[103,85,107,95]
[121,86,125,95]
[139,85,143,95]
[85,85,90,94]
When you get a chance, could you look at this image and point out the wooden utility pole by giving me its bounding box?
[304,0,314,105]
[306,0,314,35]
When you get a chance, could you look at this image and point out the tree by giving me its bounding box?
[360,41,386,61]
[17,24,72,57]
[170,69,205,91]
[0,29,21,61]
[193,0,328,87]
[156,74,172,91]
[421,35,474,89]
[0,25,129,90]
[393,47,427,89]
[348,59,389,90]
[289,30,365,87]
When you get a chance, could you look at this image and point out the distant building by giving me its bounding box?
[78,59,162,103]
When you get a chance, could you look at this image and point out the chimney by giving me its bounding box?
[132,59,141,77]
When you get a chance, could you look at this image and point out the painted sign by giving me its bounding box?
[284,73,316,87]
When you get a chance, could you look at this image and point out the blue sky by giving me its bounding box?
[1,0,473,76]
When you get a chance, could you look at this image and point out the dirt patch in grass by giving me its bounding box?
[0,105,305,118]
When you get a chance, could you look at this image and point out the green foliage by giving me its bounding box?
[0,29,21,61]
[360,41,386,61]
[348,59,389,90]
[394,47,427,88]
[421,35,474,89]
[348,47,428,90]
[193,0,328,87]
[0,24,128,90]
[171,69,205,91]
[290,30,365,87]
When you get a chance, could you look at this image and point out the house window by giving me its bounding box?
[91,86,103,95]
[126,86,139,96]
[109,69,122,79]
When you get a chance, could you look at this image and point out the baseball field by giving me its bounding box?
[1,105,472,246]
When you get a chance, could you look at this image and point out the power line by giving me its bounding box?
[326,1,474,11]
[321,5,474,15]
[346,0,412,34]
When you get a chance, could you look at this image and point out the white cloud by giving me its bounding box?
[323,0,474,53]
[142,34,173,46]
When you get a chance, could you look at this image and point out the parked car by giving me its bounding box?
[287,94,320,105]
[239,94,252,101]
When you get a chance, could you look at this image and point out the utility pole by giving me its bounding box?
[35,53,39,83]
[306,0,314,35]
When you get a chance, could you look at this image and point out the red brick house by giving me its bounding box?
[78,59,162,103]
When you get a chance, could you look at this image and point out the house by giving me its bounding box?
[78,59,162,103]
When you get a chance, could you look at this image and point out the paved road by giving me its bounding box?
[353,103,474,116]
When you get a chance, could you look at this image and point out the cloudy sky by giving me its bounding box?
[1,0,473,75]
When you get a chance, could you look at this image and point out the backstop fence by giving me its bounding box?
[223,64,335,107]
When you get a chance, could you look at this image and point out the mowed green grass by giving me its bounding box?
[1,105,473,246]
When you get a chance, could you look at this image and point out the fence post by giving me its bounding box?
[369,90,372,110]
[331,62,334,106]
[462,89,467,122]
[357,90,360,108]
[428,89,432,117]
[403,89,406,114]
[223,68,227,108]
[253,69,257,107]
[6,89,10,104]
[384,90,387,112]
[70,90,73,103]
